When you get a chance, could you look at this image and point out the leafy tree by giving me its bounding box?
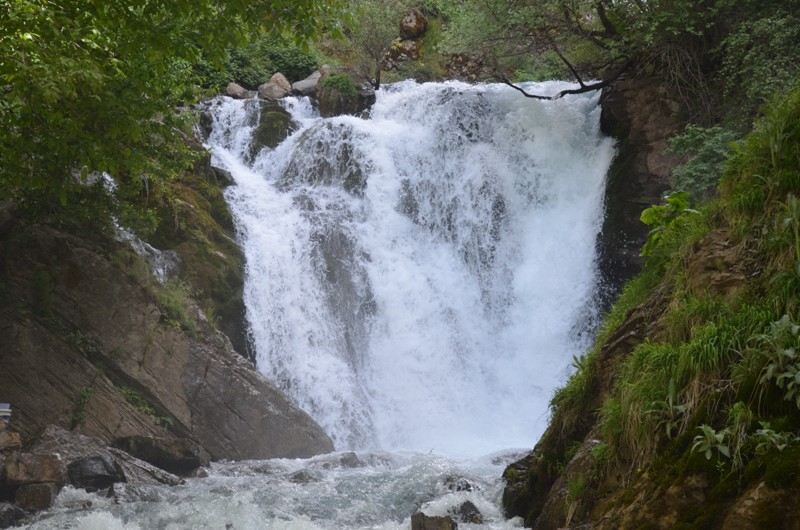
[344,0,413,89]
[0,0,344,227]
[430,0,800,112]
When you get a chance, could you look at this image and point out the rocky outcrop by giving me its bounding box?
[151,135,251,359]
[0,425,190,521]
[258,72,292,100]
[0,215,334,461]
[28,425,183,488]
[596,77,685,307]
[250,99,294,159]
[317,81,376,118]
[400,8,428,40]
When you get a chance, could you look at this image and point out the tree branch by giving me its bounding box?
[494,59,633,100]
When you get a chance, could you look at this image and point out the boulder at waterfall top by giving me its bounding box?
[400,8,428,39]
[0,207,334,464]
[258,72,292,100]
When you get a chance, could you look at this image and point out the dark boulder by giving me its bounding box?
[400,8,428,39]
[450,500,483,524]
[67,454,126,492]
[250,100,294,160]
[13,483,59,511]
[410,512,458,530]
[0,502,26,529]
[113,435,209,475]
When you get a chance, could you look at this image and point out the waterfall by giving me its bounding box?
[206,80,615,456]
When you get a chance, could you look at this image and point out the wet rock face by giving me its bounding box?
[410,512,458,530]
[596,77,685,308]
[249,100,294,160]
[450,500,483,524]
[0,222,334,461]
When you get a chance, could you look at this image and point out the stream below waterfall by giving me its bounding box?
[17,80,615,529]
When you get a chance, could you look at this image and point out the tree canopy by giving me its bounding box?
[0,0,344,219]
[431,0,800,117]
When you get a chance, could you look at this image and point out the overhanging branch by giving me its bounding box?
[495,59,633,100]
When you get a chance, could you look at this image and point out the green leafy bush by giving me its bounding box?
[669,125,739,203]
[640,191,698,258]
[321,74,359,97]
[720,11,800,122]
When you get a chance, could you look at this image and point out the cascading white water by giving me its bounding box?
[19,81,616,530]
[207,80,615,456]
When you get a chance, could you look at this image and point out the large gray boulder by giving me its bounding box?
[258,73,292,100]
[292,71,322,96]
[226,82,255,100]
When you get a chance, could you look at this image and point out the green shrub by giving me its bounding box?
[669,125,739,204]
[720,11,800,123]
[320,74,359,97]
[720,82,800,221]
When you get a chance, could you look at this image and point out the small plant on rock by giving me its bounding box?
[692,424,731,461]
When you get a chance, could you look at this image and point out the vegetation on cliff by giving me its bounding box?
[503,52,800,530]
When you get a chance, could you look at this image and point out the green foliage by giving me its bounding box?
[753,421,797,455]
[0,0,345,228]
[119,386,156,417]
[639,191,701,262]
[198,40,321,90]
[669,126,740,203]
[154,279,198,337]
[721,82,800,221]
[646,378,687,440]
[757,315,800,410]
[71,387,93,428]
[692,424,731,461]
[343,0,412,89]
[719,10,800,123]
[321,74,359,98]
[565,473,586,524]
[549,350,598,435]
[66,330,99,357]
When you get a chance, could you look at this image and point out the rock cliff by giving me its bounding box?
[0,149,334,462]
